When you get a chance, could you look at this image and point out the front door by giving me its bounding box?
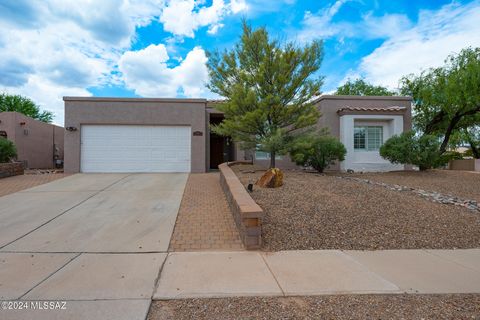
[210,133,224,169]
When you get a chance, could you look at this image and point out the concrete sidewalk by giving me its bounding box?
[155,249,480,299]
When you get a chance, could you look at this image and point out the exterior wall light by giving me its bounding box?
[66,126,78,132]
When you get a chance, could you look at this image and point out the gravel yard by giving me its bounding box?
[148,294,480,319]
[232,165,480,250]
[347,170,480,203]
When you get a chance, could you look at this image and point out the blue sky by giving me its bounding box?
[1,0,480,124]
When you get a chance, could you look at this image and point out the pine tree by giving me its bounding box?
[207,21,324,168]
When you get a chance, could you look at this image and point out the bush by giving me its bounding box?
[0,138,17,163]
[379,131,446,171]
[289,134,347,173]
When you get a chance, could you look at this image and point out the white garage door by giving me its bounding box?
[81,125,191,173]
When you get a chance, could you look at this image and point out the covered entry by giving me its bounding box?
[209,114,234,169]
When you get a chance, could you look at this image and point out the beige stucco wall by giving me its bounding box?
[64,97,207,173]
[0,112,64,169]
[251,95,412,171]
[449,159,480,171]
[316,95,412,134]
[315,95,412,171]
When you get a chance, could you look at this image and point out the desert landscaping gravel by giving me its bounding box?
[347,170,480,203]
[148,294,480,319]
[232,165,480,250]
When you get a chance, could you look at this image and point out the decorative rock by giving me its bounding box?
[256,168,284,188]
[0,162,24,179]
[337,175,480,213]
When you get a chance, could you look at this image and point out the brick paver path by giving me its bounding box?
[0,173,70,197]
[169,173,244,251]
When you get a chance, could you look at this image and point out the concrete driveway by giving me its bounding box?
[0,173,188,320]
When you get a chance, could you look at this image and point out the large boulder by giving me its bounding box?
[256,168,284,188]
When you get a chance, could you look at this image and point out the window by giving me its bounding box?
[354,126,383,151]
[255,150,270,160]
[255,145,282,160]
[354,127,366,150]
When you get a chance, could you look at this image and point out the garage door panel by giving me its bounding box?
[81,125,191,173]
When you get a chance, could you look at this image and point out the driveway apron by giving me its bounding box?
[2,173,188,253]
[0,173,188,320]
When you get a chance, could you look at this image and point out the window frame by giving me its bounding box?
[353,125,383,151]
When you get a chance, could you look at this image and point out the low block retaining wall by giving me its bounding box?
[0,162,24,179]
[219,162,263,250]
[449,159,480,172]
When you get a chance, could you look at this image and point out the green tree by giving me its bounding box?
[379,131,446,171]
[289,133,346,173]
[0,93,53,123]
[449,127,480,158]
[0,138,17,163]
[400,47,480,154]
[206,21,324,168]
[335,78,396,96]
[463,127,480,158]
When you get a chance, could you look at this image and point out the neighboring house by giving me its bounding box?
[63,95,411,173]
[0,112,64,169]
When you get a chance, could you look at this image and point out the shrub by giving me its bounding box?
[379,131,446,171]
[464,148,475,158]
[0,138,17,163]
[289,134,347,173]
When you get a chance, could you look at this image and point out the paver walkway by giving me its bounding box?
[154,249,480,299]
[169,173,243,251]
[0,173,69,197]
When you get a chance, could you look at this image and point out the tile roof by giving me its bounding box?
[337,106,407,113]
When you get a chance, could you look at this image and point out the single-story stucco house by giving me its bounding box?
[63,95,411,173]
[0,112,64,169]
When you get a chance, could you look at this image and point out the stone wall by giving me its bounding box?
[0,162,24,179]
[218,162,263,250]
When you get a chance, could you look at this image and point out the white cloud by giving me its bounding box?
[119,44,209,97]
[296,1,480,91]
[0,0,245,124]
[159,0,246,37]
[361,13,412,39]
[297,0,355,41]
[355,1,480,89]
[230,0,248,13]
[297,0,411,42]
[240,0,293,15]
[14,76,92,126]
[0,0,169,124]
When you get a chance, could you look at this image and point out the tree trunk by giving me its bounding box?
[439,112,462,154]
[430,105,480,154]
[425,110,447,134]
[270,151,276,168]
[470,144,480,159]
[466,134,480,159]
